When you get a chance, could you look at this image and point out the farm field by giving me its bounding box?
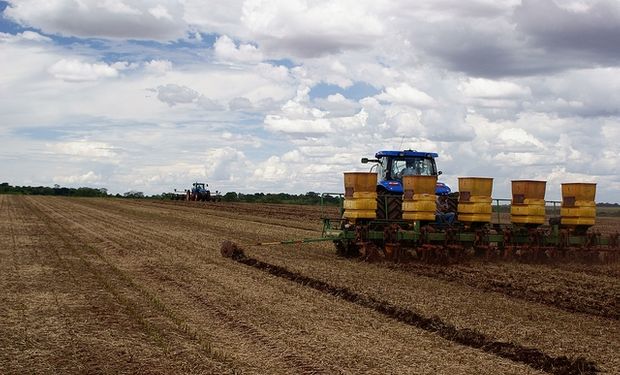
[1,195,619,374]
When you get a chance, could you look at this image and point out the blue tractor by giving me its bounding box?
[361,150,454,219]
[186,182,212,201]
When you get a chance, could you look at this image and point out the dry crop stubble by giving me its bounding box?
[81,198,620,372]
[61,198,548,374]
[241,241,619,373]
[3,196,234,375]
[147,200,619,374]
[12,196,547,374]
[3,196,619,374]
[92,199,620,361]
[103,201,615,366]
[154,200,333,231]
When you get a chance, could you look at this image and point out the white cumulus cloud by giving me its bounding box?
[214,35,263,63]
[48,59,119,82]
[461,78,531,98]
[48,140,118,159]
[54,171,102,184]
[376,83,436,107]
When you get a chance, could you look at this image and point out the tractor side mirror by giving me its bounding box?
[438,171,443,175]
[361,158,369,164]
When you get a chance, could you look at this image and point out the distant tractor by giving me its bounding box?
[186,182,211,201]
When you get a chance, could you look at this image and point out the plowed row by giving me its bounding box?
[1,196,619,374]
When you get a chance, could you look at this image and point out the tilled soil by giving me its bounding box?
[154,199,620,320]
[224,243,597,375]
[1,196,619,374]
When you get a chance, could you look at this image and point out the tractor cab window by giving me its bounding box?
[391,158,436,179]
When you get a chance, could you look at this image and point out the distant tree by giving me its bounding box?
[123,191,144,198]
[223,192,239,202]
[0,183,110,197]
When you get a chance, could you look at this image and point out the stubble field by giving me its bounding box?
[1,195,619,374]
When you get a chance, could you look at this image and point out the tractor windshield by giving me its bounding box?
[389,157,436,180]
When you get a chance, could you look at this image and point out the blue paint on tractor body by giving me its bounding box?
[367,150,451,195]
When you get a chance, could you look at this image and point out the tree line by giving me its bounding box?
[3,182,616,209]
[0,183,340,205]
[0,182,108,197]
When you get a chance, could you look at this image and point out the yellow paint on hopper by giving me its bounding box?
[344,172,377,196]
[562,183,596,202]
[458,177,493,223]
[561,183,596,226]
[459,177,493,197]
[403,212,436,221]
[402,175,437,222]
[511,180,546,225]
[407,175,436,195]
[402,199,436,212]
[343,172,377,221]
[343,198,377,210]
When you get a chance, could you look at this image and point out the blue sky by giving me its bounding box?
[1,0,619,202]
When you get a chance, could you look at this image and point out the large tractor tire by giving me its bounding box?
[376,191,403,220]
[446,192,459,214]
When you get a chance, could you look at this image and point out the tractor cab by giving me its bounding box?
[192,182,208,192]
[362,150,451,195]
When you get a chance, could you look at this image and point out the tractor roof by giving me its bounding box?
[375,150,439,158]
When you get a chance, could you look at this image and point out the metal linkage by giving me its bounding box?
[415,226,451,264]
[323,216,619,264]
[355,224,382,262]
[383,223,403,262]
[473,227,496,259]
[249,216,619,265]
[502,228,515,260]
[444,227,466,262]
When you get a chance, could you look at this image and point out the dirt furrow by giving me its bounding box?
[143,265,329,375]
[384,262,619,320]
[21,197,235,374]
[222,242,599,375]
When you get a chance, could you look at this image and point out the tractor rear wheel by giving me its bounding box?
[376,191,402,220]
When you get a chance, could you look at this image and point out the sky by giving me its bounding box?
[0,0,619,202]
